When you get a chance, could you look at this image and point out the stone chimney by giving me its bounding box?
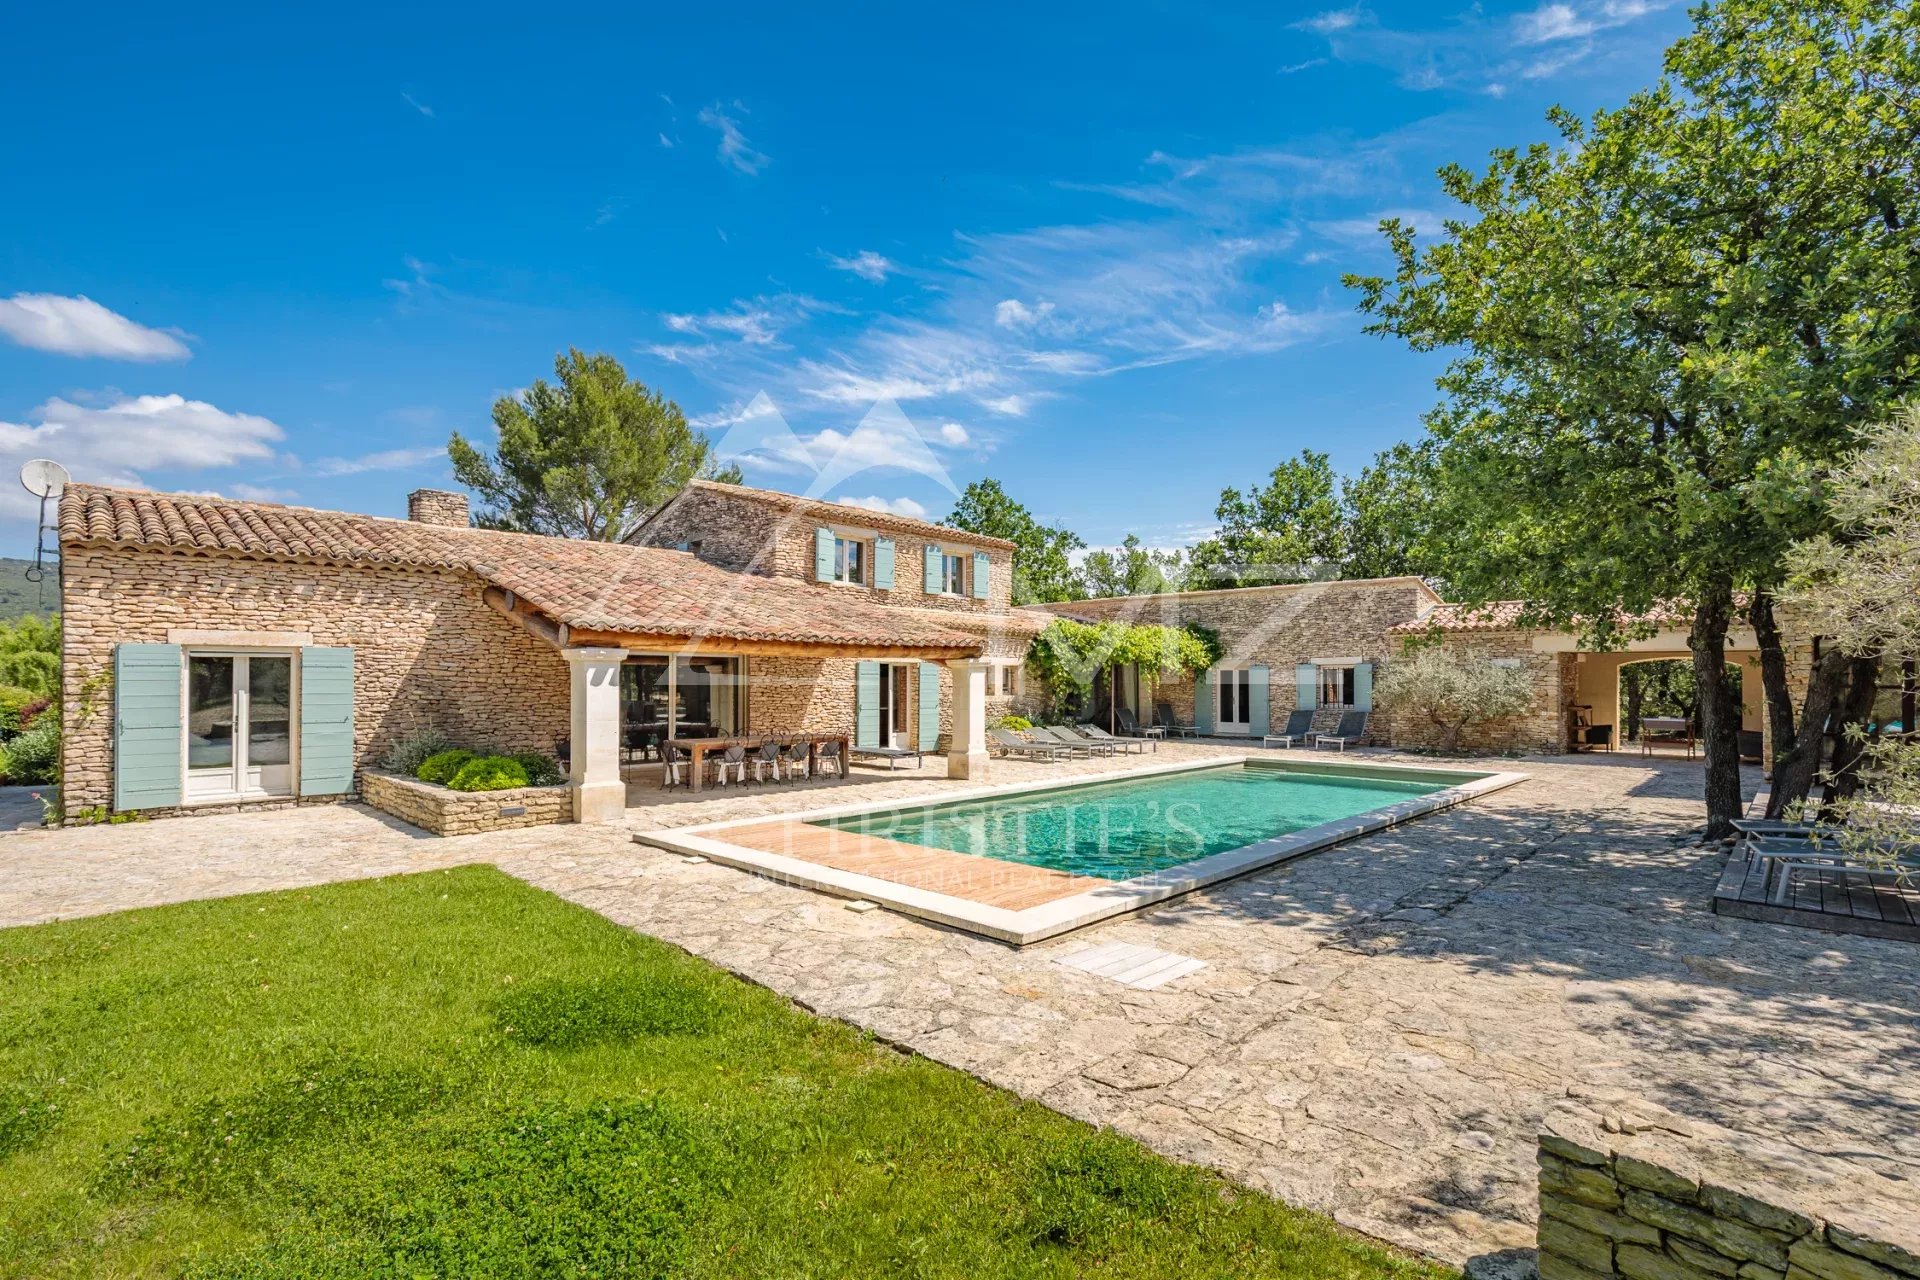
[407,488,470,528]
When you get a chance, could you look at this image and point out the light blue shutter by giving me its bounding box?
[1249,664,1270,737]
[873,537,895,589]
[1296,663,1318,713]
[924,545,941,593]
[299,647,356,795]
[971,552,991,599]
[917,662,941,750]
[814,527,835,582]
[114,643,183,811]
[1353,662,1373,711]
[1193,668,1214,735]
[855,661,881,749]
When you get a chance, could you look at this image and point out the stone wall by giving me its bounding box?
[1537,1105,1918,1280]
[638,484,1017,615]
[1041,579,1437,743]
[360,770,570,836]
[60,544,573,816]
[1392,631,1576,755]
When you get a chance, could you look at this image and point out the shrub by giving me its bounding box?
[509,752,564,787]
[446,755,530,792]
[993,713,1033,732]
[415,749,476,785]
[6,720,59,785]
[381,726,453,776]
[18,697,50,731]
[0,685,40,735]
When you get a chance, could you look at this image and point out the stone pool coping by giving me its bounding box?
[633,755,1531,945]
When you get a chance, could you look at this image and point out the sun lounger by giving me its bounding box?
[1263,709,1316,748]
[990,727,1071,760]
[852,745,924,770]
[1078,723,1152,754]
[1035,724,1106,756]
[1312,711,1369,751]
[1745,835,1920,905]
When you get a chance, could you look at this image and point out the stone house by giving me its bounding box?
[58,481,1038,824]
[1031,577,1445,743]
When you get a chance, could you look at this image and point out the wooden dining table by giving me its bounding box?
[668,732,852,793]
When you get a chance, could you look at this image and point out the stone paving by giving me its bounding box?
[2,747,1915,1267]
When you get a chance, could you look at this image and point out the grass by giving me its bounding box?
[0,866,1453,1279]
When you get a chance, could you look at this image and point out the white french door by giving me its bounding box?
[875,663,912,748]
[185,653,295,802]
[1216,667,1252,735]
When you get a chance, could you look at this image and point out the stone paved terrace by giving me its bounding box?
[3,746,1915,1267]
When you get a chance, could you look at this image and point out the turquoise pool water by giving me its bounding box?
[811,764,1451,881]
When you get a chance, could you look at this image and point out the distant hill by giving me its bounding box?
[0,558,58,620]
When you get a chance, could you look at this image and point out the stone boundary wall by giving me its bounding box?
[1538,1105,1917,1280]
[360,771,570,836]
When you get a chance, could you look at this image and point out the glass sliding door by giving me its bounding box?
[675,656,741,738]
[185,653,296,802]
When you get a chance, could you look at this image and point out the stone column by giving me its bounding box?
[945,658,992,780]
[565,647,626,823]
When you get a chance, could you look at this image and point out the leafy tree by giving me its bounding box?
[0,614,59,697]
[449,349,741,543]
[1374,645,1534,754]
[1340,442,1439,582]
[1187,451,1347,590]
[945,479,1085,604]
[1078,536,1187,598]
[1350,0,1920,835]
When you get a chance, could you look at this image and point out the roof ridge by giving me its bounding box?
[682,479,1019,549]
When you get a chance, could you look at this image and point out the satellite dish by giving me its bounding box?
[20,459,70,500]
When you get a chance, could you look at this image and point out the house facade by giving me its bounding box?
[1032,577,1444,743]
[59,481,1036,824]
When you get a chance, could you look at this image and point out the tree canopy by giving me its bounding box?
[1349,0,1920,832]
[449,349,741,542]
[1078,535,1188,598]
[1186,451,1348,589]
[945,479,1085,604]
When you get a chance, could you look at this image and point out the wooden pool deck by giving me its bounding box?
[1712,851,1920,943]
[718,818,1111,911]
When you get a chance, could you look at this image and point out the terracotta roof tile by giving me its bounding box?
[1388,599,1703,635]
[662,479,1020,550]
[60,484,986,654]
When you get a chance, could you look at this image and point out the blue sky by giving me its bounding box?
[0,0,1692,557]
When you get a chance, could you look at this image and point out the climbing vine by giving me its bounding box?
[1026,619,1219,716]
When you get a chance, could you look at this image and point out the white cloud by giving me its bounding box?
[835,494,930,519]
[1514,2,1592,42]
[226,484,300,502]
[401,92,435,118]
[980,394,1033,417]
[697,102,769,176]
[0,294,192,361]
[309,445,446,477]
[993,298,1056,330]
[935,422,970,446]
[1293,7,1365,33]
[826,250,897,283]
[658,132,674,149]
[1278,57,1330,73]
[1312,208,1450,244]
[661,294,829,347]
[710,394,961,495]
[0,392,284,520]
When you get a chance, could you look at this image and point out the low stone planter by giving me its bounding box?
[360,770,570,836]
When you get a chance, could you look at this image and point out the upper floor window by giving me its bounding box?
[938,551,968,596]
[1318,665,1357,707]
[833,536,867,586]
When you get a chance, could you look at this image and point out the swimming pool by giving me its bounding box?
[639,756,1529,945]
[812,763,1448,879]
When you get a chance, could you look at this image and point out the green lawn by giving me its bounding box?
[0,867,1450,1279]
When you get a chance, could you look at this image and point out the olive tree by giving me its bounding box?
[1784,403,1920,860]
[1374,646,1535,754]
